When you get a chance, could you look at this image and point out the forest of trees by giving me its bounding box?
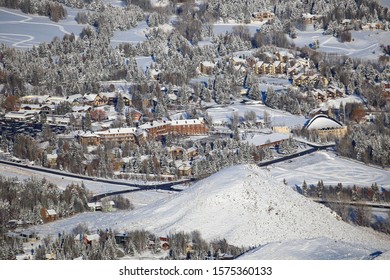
[28,227,247,260]
[0,177,92,236]
[300,180,390,234]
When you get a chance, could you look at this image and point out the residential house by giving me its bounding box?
[177,162,192,177]
[122,92,133,106]
[255,61,265,75]
[19,95,50,104]
[66,94,83,105]
[275,51,294,63]
[47,154,58,167]
[87,202,103,212]
[115,232,129,245]
[20,231,38,242]
[168,146,184,160]
[41,208,58,223]
[83,234,100,246]
[87,201,115,212]
[327,85,344,99]
[100,92,117,105]
[130,109,142,123]
[150,68,161,80]
[252,11,275,22]
[79,131,101,146]
[159,237,170,251]
[199,61,215,75]
[301,13,323,25]
[20,104,54,112]
[72,105,92,113]
[273,61,286,74]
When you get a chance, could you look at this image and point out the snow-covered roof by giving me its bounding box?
[72,105,91,112]
[139,120,169,129]
[95,127,138,135]
[20,95,50,103]
[87,202,102,208]
[5,110,37,119]
[305,114,344,130]
[232,57,246,64]
[47,154,58,160]
[66,94,83,102]
[201,61,216,67]
[84,234,100,242]
[79,131,100,138]
[46,209,57,216]
[83,94,98,101]
[170,119,203,126]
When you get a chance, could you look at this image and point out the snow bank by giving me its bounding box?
[239,237,380,260]
[31,165,390,254]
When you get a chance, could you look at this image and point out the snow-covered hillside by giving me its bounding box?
[31,164,390,259]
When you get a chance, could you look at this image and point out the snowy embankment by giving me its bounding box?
[239,237,381,260]
[31,164,390,259]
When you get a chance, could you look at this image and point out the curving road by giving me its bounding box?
[0,159,193,199]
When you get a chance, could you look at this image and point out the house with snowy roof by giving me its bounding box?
[252,11,275,22]
[83,233,100,245]
[199,61,216,75]
[40,208,58,223]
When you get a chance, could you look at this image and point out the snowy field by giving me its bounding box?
[28,164,390,259]
[268,150,390,189]
[239,237,380,260]
[378,0,390,8]
[0,8,86,49]
[321,95,363,109]
[101,0,125,7]
[213,23,261,36]
[293,28,390,60]
[110,21,148,47]
[206,102,307,128]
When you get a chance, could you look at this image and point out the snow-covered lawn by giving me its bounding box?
[239,237,379,260]
[0,8,86,48]
[110,21,148,47]
[378,0,390,8]
[268,150,390,189]
[101,0,125,7]
[206,102,307,128]
[293,28,389,60]
[213,23,261,36]
[28,164,390,259]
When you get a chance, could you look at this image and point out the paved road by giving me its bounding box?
[0,159,192,199]
[313,198,390,209]
[258,142,335,167]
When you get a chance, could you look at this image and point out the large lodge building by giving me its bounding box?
[78,118,208,146]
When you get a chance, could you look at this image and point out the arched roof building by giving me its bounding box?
[304,114,347,138]
[304,114,343,130]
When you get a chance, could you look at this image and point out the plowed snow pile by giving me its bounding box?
[34,165,390,253]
